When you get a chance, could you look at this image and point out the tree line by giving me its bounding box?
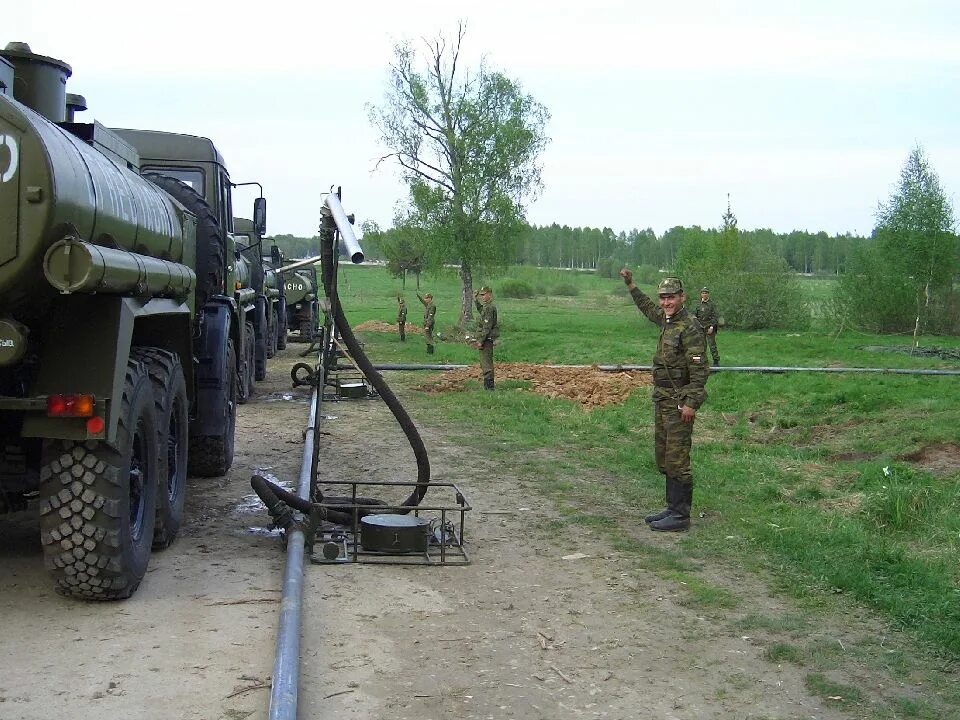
[269,21,959,339]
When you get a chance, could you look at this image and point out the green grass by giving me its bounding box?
[336,262,960,715]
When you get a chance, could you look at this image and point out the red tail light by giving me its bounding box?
[47,394,96,418]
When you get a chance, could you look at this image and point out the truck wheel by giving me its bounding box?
[140,349,188,550]
[37,356,159,600]
[276,306,287,350]
[300,305,316,341]
[143,173,224,310]
[265,304,277,359]
[188,338,237,477]
[238,321,255,403]
[255,305,268,380]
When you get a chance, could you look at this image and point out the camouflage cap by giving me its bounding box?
[657,277,683,295]
[700,287,709,293]
[478,286,492,294]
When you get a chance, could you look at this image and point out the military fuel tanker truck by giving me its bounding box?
[284,264,321,342]
[234,216,285,371]
[0,42,252,599]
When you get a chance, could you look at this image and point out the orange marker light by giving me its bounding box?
[46,394,96,418]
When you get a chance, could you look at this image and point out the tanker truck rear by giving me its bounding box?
[0,42,244,599]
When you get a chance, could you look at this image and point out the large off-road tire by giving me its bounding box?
[276,304,287,350]
[254,304,268,380]
[238,321,255,404]
[265,303,277,359]
[140,349,188,550]
[188,338,237,477]
[37,355,160,600]
[299,305,316,342]
[143,173,224,310]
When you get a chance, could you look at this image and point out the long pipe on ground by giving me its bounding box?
[363,363,960,376]
[268,350,320,720]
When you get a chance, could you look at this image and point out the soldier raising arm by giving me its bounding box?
[619,268,709,532]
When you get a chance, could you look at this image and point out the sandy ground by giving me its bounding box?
[0,343,915,719]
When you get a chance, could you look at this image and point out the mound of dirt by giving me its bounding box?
[355,320,424,335]
[354,320,423,335]
[418,362,652,408]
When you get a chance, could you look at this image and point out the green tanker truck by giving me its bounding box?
[283,264,321,342]
[0,42,251,599]
[234,216,286,370]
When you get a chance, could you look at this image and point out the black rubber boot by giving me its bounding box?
[650,480,691,532]
[644,507,671,524]
[645,478,671,523]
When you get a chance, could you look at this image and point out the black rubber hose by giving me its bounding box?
[251,474,386,526]
[320,228,431,509]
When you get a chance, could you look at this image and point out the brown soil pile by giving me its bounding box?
[355,320,424,335]
[419,362,652,408]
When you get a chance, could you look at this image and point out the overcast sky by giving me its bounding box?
[10,1,960,239]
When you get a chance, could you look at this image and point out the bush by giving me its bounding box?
[499,279,534,299]
[551,283,580,297]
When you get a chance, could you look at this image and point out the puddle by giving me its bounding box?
[262,392,310,404]
[247,526,283,538]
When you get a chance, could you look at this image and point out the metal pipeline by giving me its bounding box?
[365,363,960,376]
[323,193,364,264]
[266,349,320,720]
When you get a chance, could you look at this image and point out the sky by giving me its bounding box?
[9,1,960,240]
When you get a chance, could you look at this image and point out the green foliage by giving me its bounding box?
[595,257,617,278]
[860,467,934,531]
[674,203,809,330]
[269,233,321,260]
[550,282,579,297]
[499,279,534,298]
[368,24,550,325]
[834,146,959,336]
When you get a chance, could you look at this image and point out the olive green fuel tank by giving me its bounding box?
[0,88,193,319]
[283,268,317,306]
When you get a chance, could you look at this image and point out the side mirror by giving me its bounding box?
[253,197,267,236]
[270,244,281,265]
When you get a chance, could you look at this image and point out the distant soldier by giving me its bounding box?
[620,270,709,532]
[694,287,720,366]
[396,296,408,341]
[472,286,500,391]
[417,292,436,354]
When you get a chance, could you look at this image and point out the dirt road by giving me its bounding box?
[0,345,866,719]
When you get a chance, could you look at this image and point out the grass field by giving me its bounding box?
[336,263,960,716]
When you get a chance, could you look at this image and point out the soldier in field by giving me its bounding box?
[417,292,436,354]
[472,286,500,391]
[396,296,408,341]
[694,287,720,366]
[620,270,709,532]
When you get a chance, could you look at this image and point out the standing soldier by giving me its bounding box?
[472,286,500,391]
[620,270,709,532]
[694,287,720,366]
[417,292,436,354]
[396,295,408,341]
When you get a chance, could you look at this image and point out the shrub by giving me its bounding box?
[499,279,534,299]
[551,283,580,297]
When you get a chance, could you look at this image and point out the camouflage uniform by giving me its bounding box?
[417,293,436,354]
[628,278,709,531]
[397,298,408,341]
[474,288,500,390]
[694,289,720,365]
